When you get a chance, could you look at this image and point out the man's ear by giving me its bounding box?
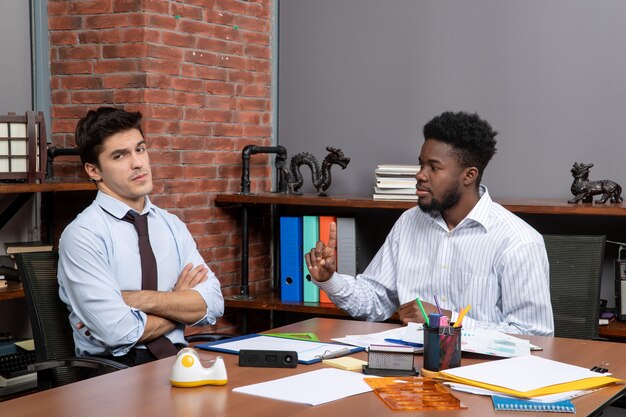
[84,163,102,182]
[463,167,479,186]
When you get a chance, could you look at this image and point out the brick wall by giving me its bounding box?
[47,0,274,332]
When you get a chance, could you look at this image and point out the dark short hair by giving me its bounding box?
[75,107,144,166]
[423,111,497,183]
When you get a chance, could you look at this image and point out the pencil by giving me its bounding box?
[433,295,443,315]
[416,298,430,327]
[454,304,471,328]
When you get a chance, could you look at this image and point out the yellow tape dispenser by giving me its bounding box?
[170,347,228,387]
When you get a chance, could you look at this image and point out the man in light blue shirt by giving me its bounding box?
[58,107,224,365]
[306,111,554,336]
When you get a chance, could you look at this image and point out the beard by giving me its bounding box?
[418,181,462,216]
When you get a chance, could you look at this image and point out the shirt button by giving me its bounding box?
[441,296,448,302]
[441,264,448,269]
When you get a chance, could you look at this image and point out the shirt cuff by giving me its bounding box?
[314,272,347,296]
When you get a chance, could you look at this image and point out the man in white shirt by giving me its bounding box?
[306,111,554,336]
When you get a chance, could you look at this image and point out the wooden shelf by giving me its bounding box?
[225,291,350,317]
[216,193,626,216]
[0,181,96,194]
[599,320,626,342]
[0,281,24,301]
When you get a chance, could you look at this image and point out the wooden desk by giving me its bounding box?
[2,318,625,417]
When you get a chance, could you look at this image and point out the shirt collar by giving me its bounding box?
[95,191,154,219]
[461,184,492,231]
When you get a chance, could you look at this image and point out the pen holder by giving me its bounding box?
[423,325,461,372]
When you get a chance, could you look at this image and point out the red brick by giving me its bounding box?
[51,61,93,75]
[152,165,184,179]
[94,59,140,74]
[205,81,235,96]
[185,50,219,66]
[172,77,204,92]
[85,14,129,29]
[179,121,211,136]
[140,58,181,76]
[244,44,270,59]
[58,45,101,60]
[113,89,145,103]
[69,0,112,14]
[102,74,148,89]
[197,38,243,55]
[178,20,215,37]
[205,96,237,110]
[162,31,197,48]
[241,84,270,98]
[214,26,242,42]
[246,57,271,73]
[234,16,268,32]
[113,0,142,13]
[171,3,204,21]
[147,44,184,61]
[195,66,228,81]
[143,0,170,14]
[181,151,216,165]
[50,32,78,45]
[61,76,103,90]
[103,44,148,58]
[215,0,248,15]
[173,91,204,107]
[237,98,267,111]
[49,16,83,31]
[144,89,175,104]
[236,111,262,124]
[216,55,246,70]
[71,90,115,104]
[241,30,270,46]
[204,10,235,26]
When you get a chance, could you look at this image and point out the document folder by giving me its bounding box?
[280,216,303,302]
[302,216,320,302]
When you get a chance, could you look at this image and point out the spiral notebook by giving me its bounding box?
[492,396,575,413]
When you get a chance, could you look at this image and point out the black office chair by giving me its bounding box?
[543,234,606,340]
[14,251,127,390]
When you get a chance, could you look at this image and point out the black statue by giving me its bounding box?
[568,162,623,204]
[282,147,350,196]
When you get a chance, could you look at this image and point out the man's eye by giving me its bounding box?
[137,147,146,153]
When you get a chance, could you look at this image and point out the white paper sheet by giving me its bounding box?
[232,368,374,406]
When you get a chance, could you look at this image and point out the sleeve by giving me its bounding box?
[458,240,555,336]
[315,216,404,321]
[58,223,147,355]
[171,216,224,326]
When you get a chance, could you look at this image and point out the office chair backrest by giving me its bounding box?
[543,234,605,340]
[14,251,82,389]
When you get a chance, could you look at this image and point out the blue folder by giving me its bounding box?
[196,333,364,365]
[280,216,303,302]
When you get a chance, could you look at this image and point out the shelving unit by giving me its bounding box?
[217,192,626,337]
[0,181,96,301]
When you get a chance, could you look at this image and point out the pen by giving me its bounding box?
[454,304,471,328]
[383,338,423,348]
[415,298,430,327]
[433,295,443,315]
[318,348,351,360]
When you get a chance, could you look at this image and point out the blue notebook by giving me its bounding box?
[491,395,575,413]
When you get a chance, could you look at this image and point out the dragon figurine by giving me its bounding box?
[282,146,350,196]
[568,162,623,204]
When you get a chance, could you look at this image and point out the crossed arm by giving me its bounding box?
[77,263,209,344]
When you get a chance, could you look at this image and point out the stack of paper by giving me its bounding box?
[437,355,623,398]
[333,323,536,358]
[373,164,419,201]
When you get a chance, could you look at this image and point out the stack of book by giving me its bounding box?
[373,164,420,201]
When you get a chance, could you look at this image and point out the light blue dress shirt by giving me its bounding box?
[316,186,554,336]
[58,191,224,357]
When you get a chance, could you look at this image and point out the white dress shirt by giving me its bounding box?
[58,191,224,356]
[316,186,554,336]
